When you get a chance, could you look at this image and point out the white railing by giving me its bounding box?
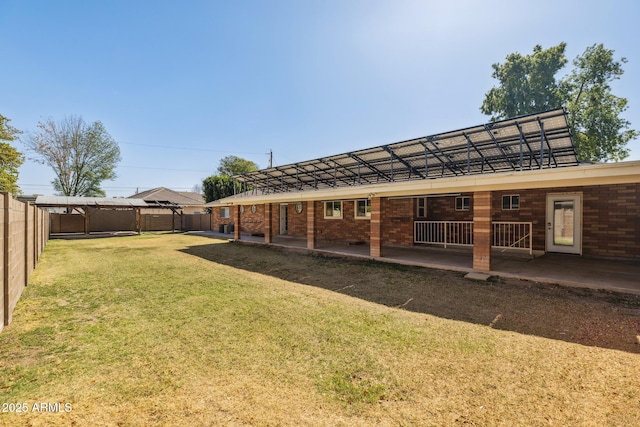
[414,221,474,247]
[492,221,533,255]
[414,221,533,254]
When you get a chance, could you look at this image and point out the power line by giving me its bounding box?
[119,141,268,156]
[119,165,213,173]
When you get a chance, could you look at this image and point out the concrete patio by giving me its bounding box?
[191,231,640,296]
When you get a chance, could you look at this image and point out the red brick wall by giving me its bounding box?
[288,203,307,237]
[487,184,639,258]
[238,204,264,235]
[212,206,234,232]
[314,200,371,243]
[382,199,413,245]
[227,182,640,259]
[582,183,639,258]
[428,194,474,221]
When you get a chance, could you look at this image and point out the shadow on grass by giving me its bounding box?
[180,239,640,354]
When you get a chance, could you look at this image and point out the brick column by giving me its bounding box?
[473,191,492,272]
[233,205,241,240]
[306,201,316,250]
[264,203,272,244]
[370,197,383,258]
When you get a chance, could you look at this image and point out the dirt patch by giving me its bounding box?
[183,239,640,353]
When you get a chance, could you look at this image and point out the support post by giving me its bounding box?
[370,197,383,258]
[83,208,90,235]
[135,208,141,234]
[264,203,272,244]
[473,191,492,272]
[233,205,241,240]
[306,201,316,250]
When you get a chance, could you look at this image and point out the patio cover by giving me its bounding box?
[34,196,188,210]
[234,108,578,195]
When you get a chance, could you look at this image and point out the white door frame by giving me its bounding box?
[279,204,288,235]
[545,193,582,254]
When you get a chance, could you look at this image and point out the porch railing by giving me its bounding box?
[414,221,474,247]
[492,221,533,255]
[414,220,533,254]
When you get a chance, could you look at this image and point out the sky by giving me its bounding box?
[1,0,639,197]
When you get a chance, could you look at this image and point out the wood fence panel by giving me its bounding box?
[89,209,136,232]
[1,193,50,332]
[0,194,5,330]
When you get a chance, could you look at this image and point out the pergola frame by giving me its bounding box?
[34,197,184,235]
[233,108,578,196]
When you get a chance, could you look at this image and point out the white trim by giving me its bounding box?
[455,196,470,211]
[324,201,343,219]
[546,192,582,254]
[502,194,520,210]
[354,199,371,219]
[416,197,428,218]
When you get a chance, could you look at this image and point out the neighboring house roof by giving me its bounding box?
[129,187,204,206]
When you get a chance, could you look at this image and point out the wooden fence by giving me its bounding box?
[51,212,213,234]
[1,193,50,332]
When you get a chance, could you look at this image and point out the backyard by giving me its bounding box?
[1,233,639,426]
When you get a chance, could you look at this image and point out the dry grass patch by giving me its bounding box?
[0,233,639,426]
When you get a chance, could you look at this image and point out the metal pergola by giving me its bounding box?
[233,108,578,195]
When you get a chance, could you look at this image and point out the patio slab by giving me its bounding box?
[191,231,640,296]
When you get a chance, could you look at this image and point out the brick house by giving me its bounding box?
[209,109,640,273]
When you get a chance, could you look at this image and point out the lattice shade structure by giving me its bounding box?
[234,108,578,195]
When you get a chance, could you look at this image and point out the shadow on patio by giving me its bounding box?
[179,234,640,354]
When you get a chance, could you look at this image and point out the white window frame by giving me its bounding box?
[455,196,470,211]
[354,199,371,219]
[220,207,230,218]
[324,201,343,219]
[416,197,427,218]
[502,195,520,210]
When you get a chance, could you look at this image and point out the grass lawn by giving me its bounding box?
[1,233,639,426]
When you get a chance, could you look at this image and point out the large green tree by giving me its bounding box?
[560,44,638,161]
[24,116,121,196]
[0,114,25,194]
[481,43,638,162]
[481,43,567,120]
[216,155,259,177]
[203,155,259,202]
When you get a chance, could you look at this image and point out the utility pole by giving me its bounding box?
[269,149,273,168]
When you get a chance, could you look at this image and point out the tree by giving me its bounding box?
[217,155,258,177]
[202,175,240,203]
[560,44,639,161]
[0,114,25,194]
[481,43,638,162]
[24,116,121,196]
[203,155,258,202]
[481,43,567,120]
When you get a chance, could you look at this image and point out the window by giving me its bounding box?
[455,196,470,211]
[502,195,520,210]
[324,201,342,219]
[220,207,230,218]
[416,197,427,218]
[354,199,371,219]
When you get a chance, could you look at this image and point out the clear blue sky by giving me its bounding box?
[2,0,639,197]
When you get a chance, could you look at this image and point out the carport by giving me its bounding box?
[34,196,150,235]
